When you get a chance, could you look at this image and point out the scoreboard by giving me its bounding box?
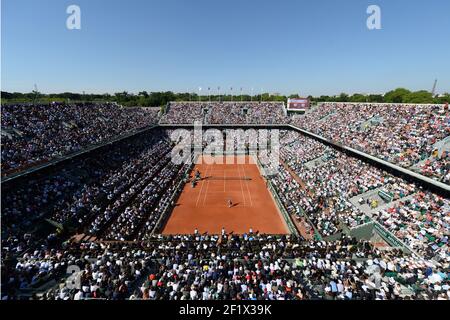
[287,98,310,112]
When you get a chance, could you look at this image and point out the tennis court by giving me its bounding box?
[161,155,289,234]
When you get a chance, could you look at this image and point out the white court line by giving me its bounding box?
[202,164,212,206]
[198,191,243,194]
[195,163,210,207]
[237,163,247,207]
[242,164,254,207]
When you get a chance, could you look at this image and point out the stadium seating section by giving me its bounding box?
[1,102,449,300]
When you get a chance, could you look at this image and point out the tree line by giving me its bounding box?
[1,88,448,107]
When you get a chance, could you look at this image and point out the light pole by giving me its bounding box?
[251,88,254,102]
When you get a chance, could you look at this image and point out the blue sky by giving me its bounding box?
[2,0,449,96]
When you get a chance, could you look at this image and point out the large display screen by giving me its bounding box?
[287,98,310,111]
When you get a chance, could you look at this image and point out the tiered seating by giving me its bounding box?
[160,102,287,124]
[2,128,448,301]
[3,235,448,300]
[1,103,159,176]
[291,103,449,183]
[261,130,446,261]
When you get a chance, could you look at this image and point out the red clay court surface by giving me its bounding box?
[162,155,289,235]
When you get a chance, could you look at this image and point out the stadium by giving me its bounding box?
[1,0,449,307]
[1,100,449,301]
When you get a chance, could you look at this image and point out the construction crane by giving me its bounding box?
[431,79,438,96]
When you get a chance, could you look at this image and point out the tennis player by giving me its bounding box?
[195,169,201,181]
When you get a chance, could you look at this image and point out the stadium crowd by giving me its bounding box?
[2,234,448,300]
[1,100,449,301]
[159,102,205,124]
[1,130,172,257]
[374,192,449,260]
[1,103,159,176]
[290,103,449,183]
[260,130,448,261]
[160,102,286,125]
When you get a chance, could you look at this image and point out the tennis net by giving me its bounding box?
[205,176,252,181]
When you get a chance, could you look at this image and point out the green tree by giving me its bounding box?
[349,94,367,102]
[337,93,349,102]
[368,94,384,102]
[403,90,433,104]
[384,88,411,103]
